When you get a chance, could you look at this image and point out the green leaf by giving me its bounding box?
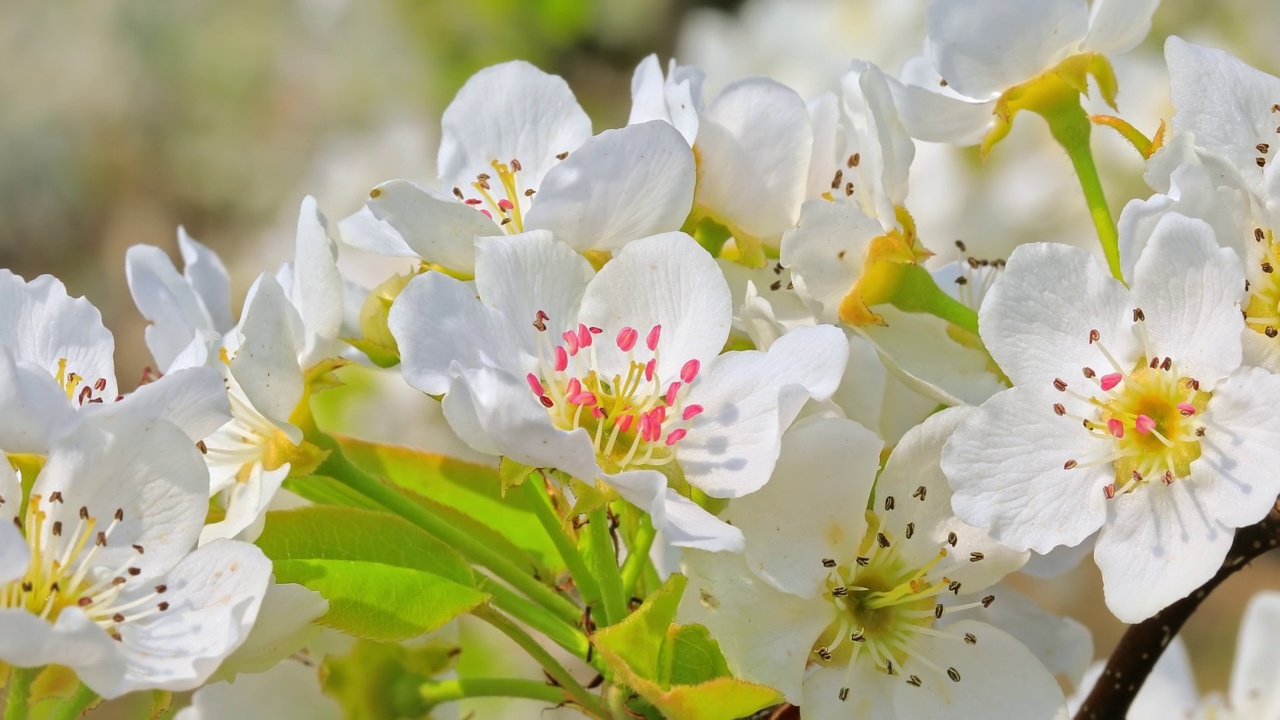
[257,506,488,641]
[336,436,565,574]
[594,575,784,720]
[499,457,538,492]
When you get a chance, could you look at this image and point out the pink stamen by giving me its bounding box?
[665,429,687,446]
[650,406,666,425]
[540,396,554,408]
[588,326,602,335]
[1107,419,1125,439]
[1103,484,1116,499]
[1099,373,1123,391]
[682,404,704,421]
[1178,402,1197,417]
[617,327,638,351]
[592,407,605,418]
[665,381,681,406]
[497,198,514,211]
[480,209,492,219]
[562,331,580,355]
[1135,415,1155,434]
[644,359,656,382]
[647,325,662,351]
[526,373,545,397]
[577,324,592,348]
[680,359,700,384]
[566,377,581,398]
[464,198,482,205]
[616,415,634,433]
[554,346,569,372]
[571,392,598,407]
[639,414,654,442]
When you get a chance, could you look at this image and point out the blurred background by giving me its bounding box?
[5,0,1279,714]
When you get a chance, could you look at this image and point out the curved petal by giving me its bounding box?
[1131,213,1245,385]
[844,61,915,213]
[438,61,592,191]
[680,549,835,704]
[0,521,29,584]
[678,324,849,498]
[892,620,1068,719]
[779,200,883,322]
[1020,535,1096,578]
[608,469,743,552]
[177,228,233,334]
[366,180,500,273]
[0,270,116,399]
[335,206,416,258]
[976,584,1092,687]
[889,58,995,145]
[90,366,231,443]
[231,274,305,428]
[0,348,76,454]
[213,583,327,680]
[1230,591,1280,717]
[981,242,1138,388]
[110,540,271,695]
[525,121,695,252]
[942,385,1111,554]
[0,608,121,695]
[1194,367,1280,528]
[1094,482,1233,623]
[34,414,210,582]
[628,55,700,146]
[473,230,593,361]
[579,232,731,382]
[860,307,1007,407]
[199,462,290,545]
[1082,0,1159,54]
[926,0,1088,100]
[126,244,217,372]
[724,417,881,598]
[290,196,344,363]
[694,78,813,241]
[177,661,341,720]
[801,659,895,720]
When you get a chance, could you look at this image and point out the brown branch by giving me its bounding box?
[1074,500,1280,720]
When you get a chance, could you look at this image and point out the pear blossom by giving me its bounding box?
[342,61,696,274]
[628,54,703,146]
[388,230,846,550]
[892,0,1160,146]
[0,414,270,698]
[175,660,341,720]
[682,411,1067,718]
[942,213,1280,622]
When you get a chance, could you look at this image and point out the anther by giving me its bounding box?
[948,580,962,594]
[52,521,62,536]
[831,169,843,189]
[114,508,124,522]
[908,676,922,687]
[955,240,967,252]
[851,629,865,642]
[96,531,107,546]
[155,584,167,593]
[884,496,895,511]
[856,556,870,566]
[1178,402,1197,416]
[556,151,569,160]
[839,687,850,702]
[964,633,977,645]
[770,280,782,291]
[845,182,854,196]
[848,153,860,168]
[969,552,984,562]
[1256,228,1266,242]
[1053,403,1067,416]
[197,440,208,454]
[877,532,890,548]
[133,544,144,554]
[886,660,896,676]
[1268,327,1278,338]
[49,491,63,503]
[1258,157,1268,168]
[905,522,915,539]
[510,158,522,171]
[525,188,536,197]
[817,647,833,661]
[947,532,957,547]
[822,558,837,568]
[77,596,92,607]
[1196,427,1206,437]
[452,187,464,200]
[1161,357,1172,371]
[1163,471,1175,485]
[1104,484,1117,499]
[1083,367,1096,378]
[947,667,961,682]
[112,613,125,623]
[127,567,141,576]
[913,485,927,500]
[158,601,170,611]
[981,595,995,608]
[955,276,968,286]
[1089,329,1100,344]
[1053,378,1067,391]
[934,604,944,619]
[1264,262,1274,274]
[832,586,849,597]
[1149,357,1160,369]
[1064,459,1078,470]
[79,507,89,520]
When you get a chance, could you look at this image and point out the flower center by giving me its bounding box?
[528,312,703,475]
[453,158,539,234]
[1054,324,1210,496]
[54,357,111,406]
[1,493,169,641]
[810,501,993,701]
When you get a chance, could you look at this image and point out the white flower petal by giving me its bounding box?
[35,414,210,582]
[438,61,592,191]
[473,231,593,361]
[0,521,29,584]
[779,199,883,322]
[0,270,117,399]
[1195,367,1280,528]
[943,385,1110,554]
[177,228,233,334]
[177,661,341,720]
[366,180,500,272]
[844,61,915,213]
[1131,213,1245,384]
[335,206,416,257]
[860,307,1006,407]
[213,583,327,680]
[525,122,695,252]
[290,196,344,363]
[805,92,844,201]
[0,608,121,695]
[926,0,1088,100]
[231,275,305,427]
[976,584,1092,687]
[1082,0,1159,54]
[1230,591,1280,717]
[198,463,290,545]
[680,549,835,704]
[889,58,996,145]
[608,469,743,553]
[579,232,731,382]
[1020,536,1096,578]
[679,324,848,498]
[90,367,231,443]
[1094,482,1233,623]
[724,417,881,598]
[0,348,76,454]
[801,661,895,720]
[981,242,1138,388]
[111,540,271,695]
[628,55,700,146]
[694,78,813,241]
[892,620,1068,719]
[126,244,218,372]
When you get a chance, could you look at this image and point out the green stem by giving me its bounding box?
[420,677,569,708]
[476,578,597,669]
[309,433,582,628]
[521,477,602,613]
[586,508,627,627]
[473,606,607,719]
[47,682,98,720]
[1046,107,1124,282]
[887,265,980,336]
[620,514,656,598]
[4,666,39,720]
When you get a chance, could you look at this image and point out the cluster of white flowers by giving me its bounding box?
[7,0,1280,718]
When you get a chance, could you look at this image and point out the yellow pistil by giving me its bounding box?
[1097,362,1210,485]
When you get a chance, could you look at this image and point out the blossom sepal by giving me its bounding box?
[982,52,1119,156]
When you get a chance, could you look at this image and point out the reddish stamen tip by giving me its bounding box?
[577,324,592,348]
[554,346,569,372]
[616,414,634,433]
[464,198,482,205]
[562,331,580,355]
[647,325,662,352]
[480,209,492,219]
[644,359,656,382]
[1107,418,1125,439]
[639,413,654,442]
[1103,484,1116,499]
[566,377,581,398]
[526,373,545,397]
[617,327,638,351]
[1178,402,1197,417]
[665,428,688,446]
[682,404,704,421]
[665,381,681,406]
[680,359,700,384]
[540,395,554,408]
[571,391,598,407]
[588,326,603,335]
[1099,373,1123,391]
[497,198,514,211]
[592,407,605,418]
[1134,415,1155,434]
